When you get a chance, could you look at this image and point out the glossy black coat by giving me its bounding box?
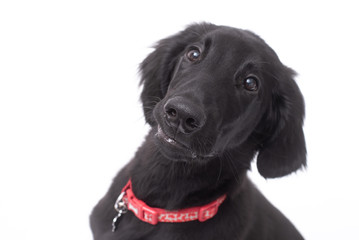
[90,23,306,240]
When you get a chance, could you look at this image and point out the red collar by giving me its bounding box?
[115,179,227,225]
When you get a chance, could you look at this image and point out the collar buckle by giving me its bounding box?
[141,206,159,225]
[126,189,159,225]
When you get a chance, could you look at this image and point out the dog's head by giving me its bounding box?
[139,23,306,178]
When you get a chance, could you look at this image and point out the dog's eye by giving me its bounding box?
[244,77,258,91]
[186,48,201,62]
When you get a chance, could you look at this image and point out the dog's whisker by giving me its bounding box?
[223,151,242,184]
[216,156,223,185]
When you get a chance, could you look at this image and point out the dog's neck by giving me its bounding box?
[128,132,251,210]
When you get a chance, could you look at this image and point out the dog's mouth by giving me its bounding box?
[156,125,175,145]
[154,125,216,160]
[155,125,196,157]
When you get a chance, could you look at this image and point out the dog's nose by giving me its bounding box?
[164,97,205,134]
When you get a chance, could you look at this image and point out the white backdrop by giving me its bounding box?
[1,1,358,239]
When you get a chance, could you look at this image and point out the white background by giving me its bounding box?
[1,0,358,239]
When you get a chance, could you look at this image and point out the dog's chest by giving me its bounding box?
[107,210,243,240]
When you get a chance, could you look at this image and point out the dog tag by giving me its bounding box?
[112,209,123,232]
[112,191,128,232]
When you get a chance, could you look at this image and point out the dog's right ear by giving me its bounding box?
[256,66,307,178]
[139,23,218,125]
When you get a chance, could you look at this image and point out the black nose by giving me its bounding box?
[164,97,206,134]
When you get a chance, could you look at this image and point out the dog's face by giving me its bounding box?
[152,29,268,160]
[140,23,306,178]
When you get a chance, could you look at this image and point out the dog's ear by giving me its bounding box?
[256,66,306,178]
[139,23,218,125]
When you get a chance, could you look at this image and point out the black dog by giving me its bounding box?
[90,23,306,240]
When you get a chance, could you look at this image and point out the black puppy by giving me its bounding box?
[90,23,306,240]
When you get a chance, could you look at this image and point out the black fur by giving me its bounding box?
[90,23,306,240]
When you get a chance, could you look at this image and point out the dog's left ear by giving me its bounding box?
[256,66,307,178]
